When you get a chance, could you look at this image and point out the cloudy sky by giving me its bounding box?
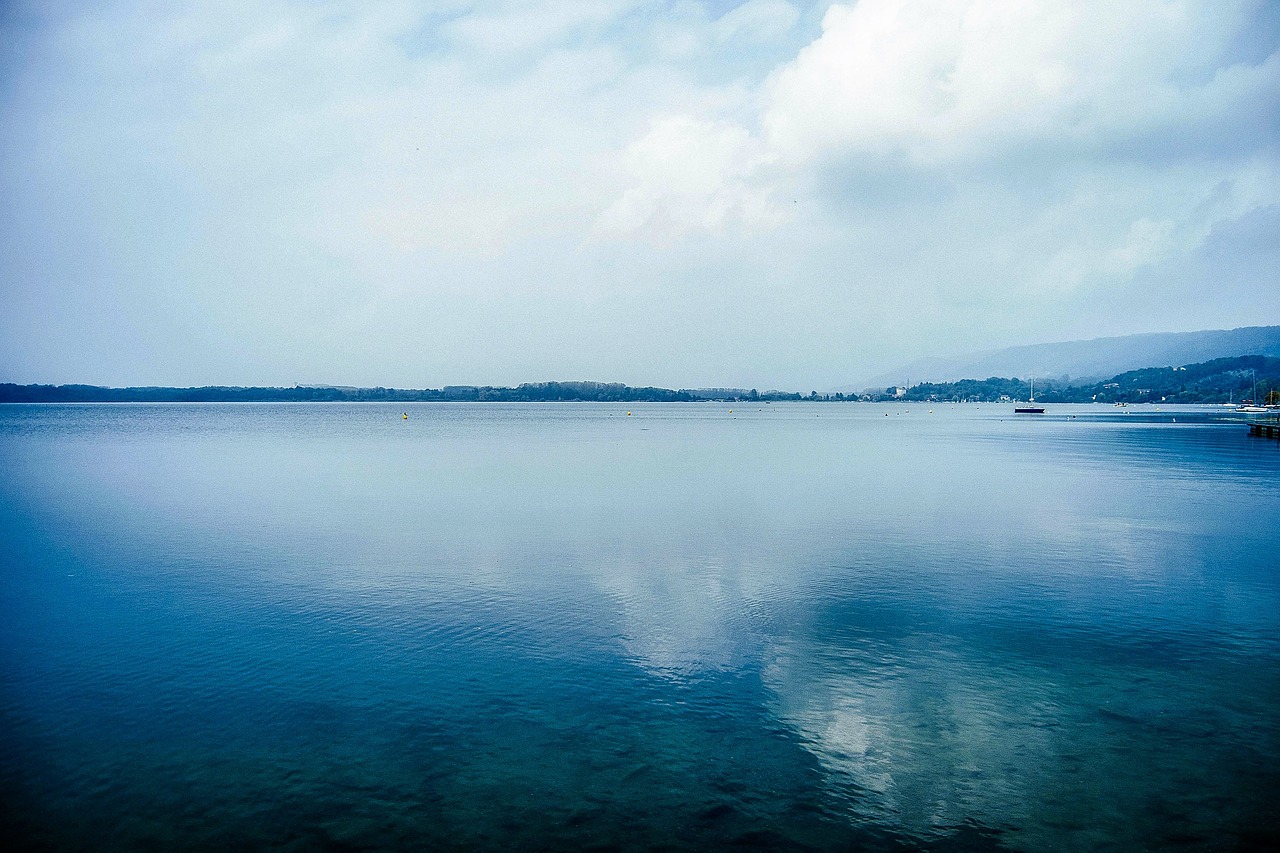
[2,0,1277,389]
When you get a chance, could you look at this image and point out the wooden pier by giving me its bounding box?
[1248,421,1280,439]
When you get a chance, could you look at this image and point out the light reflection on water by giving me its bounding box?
[1,403,1278,851]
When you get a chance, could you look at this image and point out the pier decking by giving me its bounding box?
[1248,421,1280,439]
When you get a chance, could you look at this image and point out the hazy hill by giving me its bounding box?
[890,354,1280,404]
[852,325,1280,390]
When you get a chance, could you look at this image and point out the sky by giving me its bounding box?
[1,0,1277,390]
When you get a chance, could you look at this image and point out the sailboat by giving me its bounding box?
[1015,376,1045,414]
[1237,369,1268,413]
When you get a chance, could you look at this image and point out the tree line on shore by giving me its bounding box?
[2,355,1276,404]
[880,355,1279,404]
[0,380,805,404]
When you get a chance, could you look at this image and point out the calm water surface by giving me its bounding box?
[2,403,1278,851]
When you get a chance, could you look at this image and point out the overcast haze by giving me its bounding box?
[2,0,1277,390]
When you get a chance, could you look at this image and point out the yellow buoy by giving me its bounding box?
[402,413,408,419]
[627,411,631,416]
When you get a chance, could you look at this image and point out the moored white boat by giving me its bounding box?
[1015,375,1044,413]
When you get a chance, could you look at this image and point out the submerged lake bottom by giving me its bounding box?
[1,402,1278,851]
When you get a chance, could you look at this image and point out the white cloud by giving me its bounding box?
[599,0,1278,237]
[0,0,1275,387]
[1108,218,1177,274]
[762,0,1276,167]
[590,0,1278,336]
[595,114,783,239]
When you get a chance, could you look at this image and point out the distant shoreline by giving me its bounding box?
[0,382,802,404]
[3,353,1276,405]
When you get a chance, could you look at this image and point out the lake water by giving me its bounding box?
[2,402,1278,851]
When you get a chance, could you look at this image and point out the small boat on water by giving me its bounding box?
[1015,376,1045,414]
[1235,372,1268,413]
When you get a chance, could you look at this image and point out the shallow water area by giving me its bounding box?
[2,402,1278,851]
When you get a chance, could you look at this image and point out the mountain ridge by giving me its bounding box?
[850,325,1280,391]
